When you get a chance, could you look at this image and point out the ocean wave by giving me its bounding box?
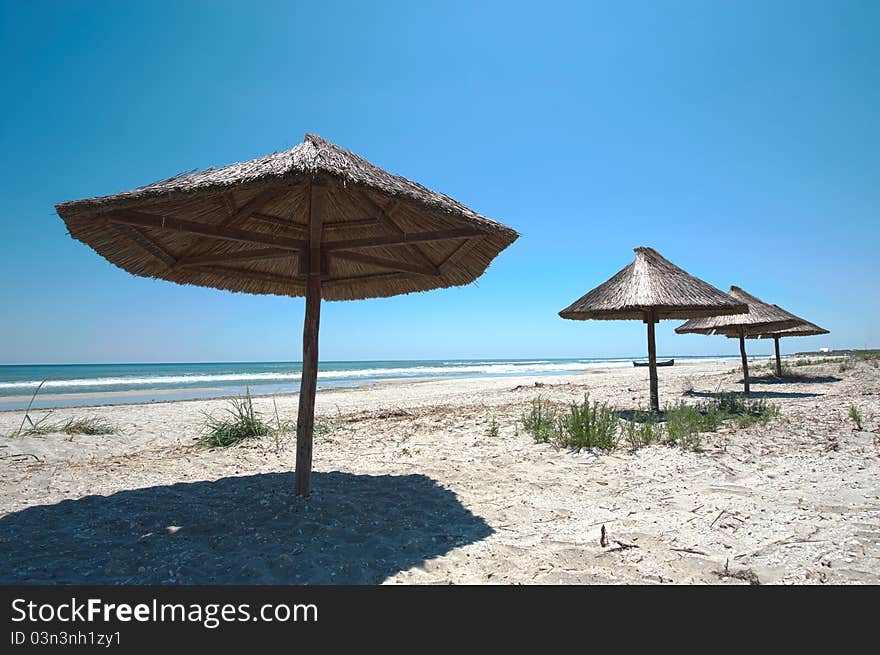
[0,360,635,391]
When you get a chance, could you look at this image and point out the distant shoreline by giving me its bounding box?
[1,354,756,368]
[0,376,436,413]
[0,355,754,412]
[4,351,868,413]
[0,356,753,412]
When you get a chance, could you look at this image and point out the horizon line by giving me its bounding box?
[0,350,854,368]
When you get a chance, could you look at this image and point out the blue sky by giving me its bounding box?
[1,0,877,364]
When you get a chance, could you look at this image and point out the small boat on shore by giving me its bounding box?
[633,359,674,367]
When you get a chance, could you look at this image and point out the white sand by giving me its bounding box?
[1,356,878,584]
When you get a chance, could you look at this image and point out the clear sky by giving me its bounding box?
[1,0,877,364]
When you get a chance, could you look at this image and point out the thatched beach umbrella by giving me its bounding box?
[56,133,518,496]
[675,286,801,393]
[727,317,829,377]
[558,247,748,413]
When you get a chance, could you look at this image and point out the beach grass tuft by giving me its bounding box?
[848,404,863,430]
[522,395,620,449]
[622,412,662,451]
[522,391,781,456]
[486,415,500,438]
[662,394,777,446]
[733,398,779,428]
[524,390,780,455]
[555,394,619,450]
[711,393,779,427]
[521,397,557,444]
[59,417,117,435]
[313,418,338,439]
[752,361,802,379]
[663,402,707,451]
[793,357,839,367]
[15,416,117,437]
[199,388,275,448]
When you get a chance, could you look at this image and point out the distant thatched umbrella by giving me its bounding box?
[675,287,801,393]
[56,133,518,497]
[726,317,829,377]
[558,247,747,412]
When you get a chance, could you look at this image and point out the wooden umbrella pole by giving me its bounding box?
[295,275,320,496]
[295,182,324,497]
[774,336,782,377]
[739,329,750,395]
[646,310,659,413]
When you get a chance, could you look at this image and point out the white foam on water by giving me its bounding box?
[0,360,636,391]
[0,357,744,394]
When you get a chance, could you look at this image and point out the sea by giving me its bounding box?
[0,356,739,411]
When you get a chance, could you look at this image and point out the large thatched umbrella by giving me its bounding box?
[558,247,748,413]
[727,317,829,377]
[675,286,801,393]
[55,133,518,497]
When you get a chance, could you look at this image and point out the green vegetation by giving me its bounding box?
[16,416,117,437]
[663,402,708,451]
[313,418,337,438]
[521,395,619,449]
[661,395,778,450]
[622,413,662,451]
[521,397,557,444]
[486,415,500,438]
[521,392,781,455]
[793,357,841,367]
[750,360,824,381]
[783,351,880,375]
[7,378,117,438]
[735,399,779,428]
[555,395,619,450]
[58,417,117,435]
[199,389,275,448]
[713,393,779,428]
[848,404,863,431]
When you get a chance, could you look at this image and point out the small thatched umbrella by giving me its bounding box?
[726,317,829,377]
[56,133,518,496]
[675,286,802,393]
[558,247,748,413]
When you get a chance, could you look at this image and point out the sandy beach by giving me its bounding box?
[1,356,878,585]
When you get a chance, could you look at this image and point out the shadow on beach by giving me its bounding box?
[685,389,823,400]
[744,375,842,385]
[0,472,493,585]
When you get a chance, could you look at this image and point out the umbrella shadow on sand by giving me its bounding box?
[745,375,842,385]
[684,389,823,400]
[0,472,493,585]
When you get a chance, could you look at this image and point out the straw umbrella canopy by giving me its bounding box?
[675,286,802,393]
[55,133,518,497]
[726,317,829,377]
[558,247,748,412]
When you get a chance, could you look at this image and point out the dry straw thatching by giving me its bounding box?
[734,318,829,340]
[730,316,829,378]
[558,247,748,321]
[56,133,518,497]
[676,286,803,392]
[674,286,801,336]
[56,133,518,302]
[559,247,747,412]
